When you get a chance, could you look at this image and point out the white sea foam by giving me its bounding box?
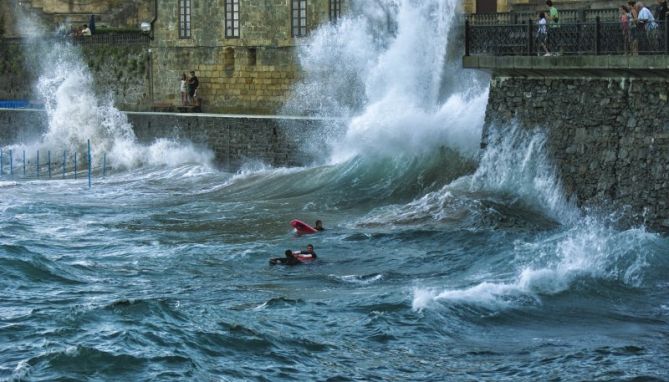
[412,219,655,312]
[12,359,32,381]
[10,14,213,171]
[466,124,579,224]
[336,274,384,285]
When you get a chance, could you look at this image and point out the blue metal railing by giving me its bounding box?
[0,140,108,188]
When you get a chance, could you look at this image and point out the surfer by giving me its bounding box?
[269,244,317,265]
[314,220,325,231]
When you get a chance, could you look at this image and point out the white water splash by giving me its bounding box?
[10,13,213,170]
[287,0,488,162]
[467,123,579,224]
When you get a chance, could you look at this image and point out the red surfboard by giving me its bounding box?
[290,219,318,235]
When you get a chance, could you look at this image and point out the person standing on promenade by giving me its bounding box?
[179,73,188,106]
[188,71,199,106]
[546,0,559,54]
[637,2,658,50]
[621,5,632,55]
[628,0,640,54]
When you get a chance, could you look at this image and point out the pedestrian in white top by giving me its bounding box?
[636,2,658,50]
[537,12,550,56]
[179,73,188,106]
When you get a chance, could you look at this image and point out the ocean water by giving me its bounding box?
[2,0,669,381]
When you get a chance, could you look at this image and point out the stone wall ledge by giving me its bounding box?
[0,109,343,170]
[464,55,669,77]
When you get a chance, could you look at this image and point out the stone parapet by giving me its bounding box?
[464,55,669,77]
[0,109,341,169]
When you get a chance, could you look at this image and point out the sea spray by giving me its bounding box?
[284,0,489,163]
[468,123,579,225]
[9,12,213,171]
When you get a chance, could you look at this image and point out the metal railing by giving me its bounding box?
[466,8,619,25]
[69,32,150,45]
[1,32,149,46]
[465,17,669,56]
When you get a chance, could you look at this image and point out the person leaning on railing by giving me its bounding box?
[621,5,633,55]
[636,2,659,50]
[628,0,640,54]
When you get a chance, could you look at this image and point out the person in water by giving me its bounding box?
[270,244,317,265]
[314,220,325,231]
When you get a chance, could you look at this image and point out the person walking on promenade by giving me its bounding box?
[537,12,551,56]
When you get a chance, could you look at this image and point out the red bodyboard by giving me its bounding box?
[295,253,315,263]
[290,219,318,235]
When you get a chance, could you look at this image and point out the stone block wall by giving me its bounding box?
[152,46,298,114]
[484,75,669,231]
[126,112,329,169]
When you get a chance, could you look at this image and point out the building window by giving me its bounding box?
[329,0,341,22]
[178,0,191,38]
[225,0,240,38]
[291,0,307,37]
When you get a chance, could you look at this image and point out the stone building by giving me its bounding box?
[0,0,347,114]
[1,0,153,36]
[150,0,347,114]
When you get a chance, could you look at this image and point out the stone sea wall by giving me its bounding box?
[126,112,331,169]
[0,109,337,169]
[484,75,669,231]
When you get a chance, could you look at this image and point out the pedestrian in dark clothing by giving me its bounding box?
[188,71,199,105]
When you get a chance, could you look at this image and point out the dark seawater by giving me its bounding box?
[4,1,668,380]
[1,153,668,382]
